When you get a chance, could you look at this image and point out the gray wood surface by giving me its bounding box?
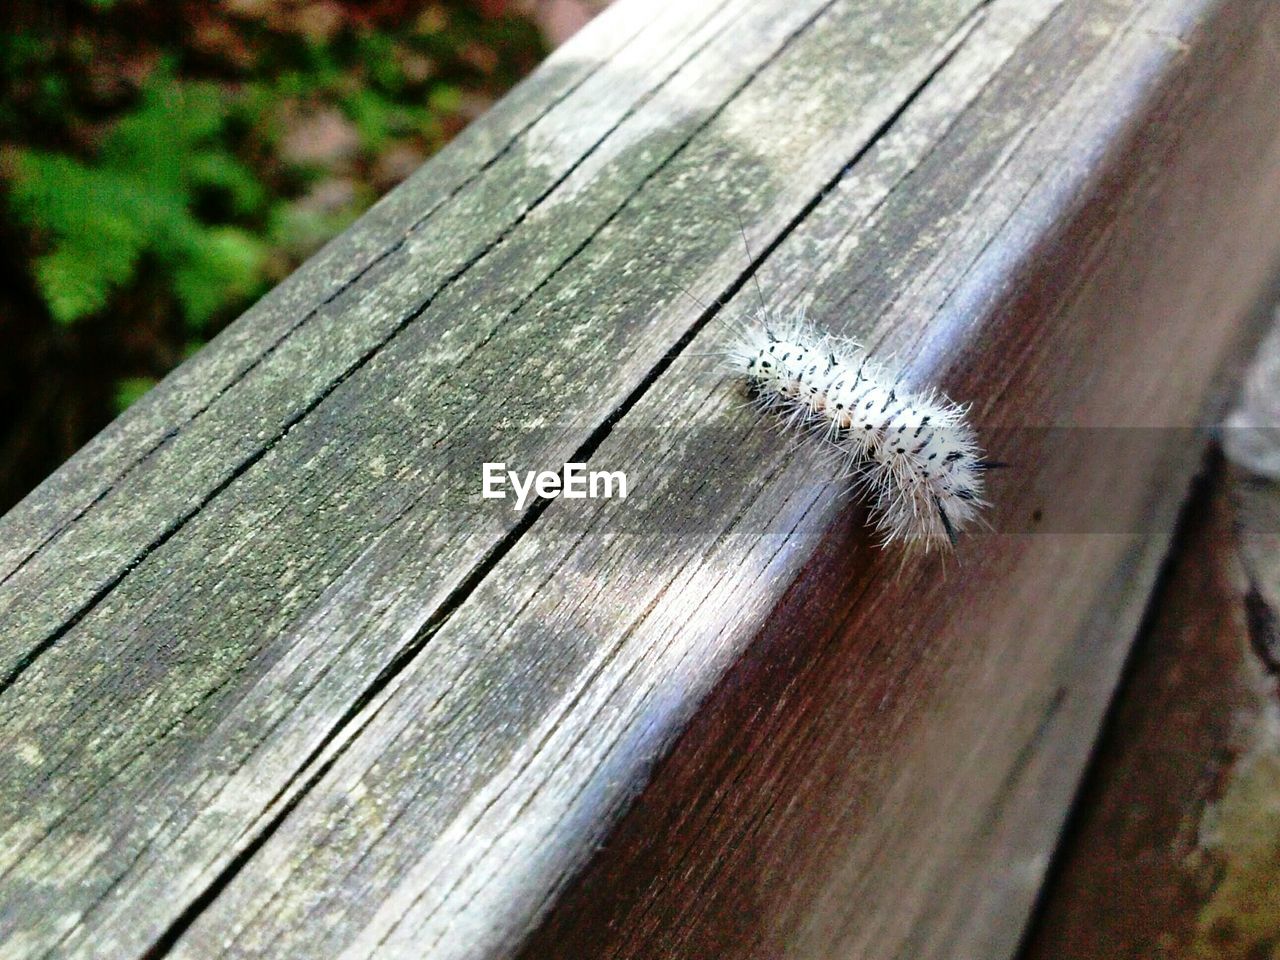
[3,0,1280,958]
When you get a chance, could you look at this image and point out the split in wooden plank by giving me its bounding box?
[5,0,1280,957]
[0,0,672,588]
[152,0,1280,958]
[0,0,745,662]
[0,1,995,958]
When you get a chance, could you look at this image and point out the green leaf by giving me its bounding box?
[7,70,273,327]
[427,83,462,115]
[358,34,403,93]
[10,152,152,322]
[114,376,156,413]
[343,88,396,149]
[171,226,268,329]
[35,248,112,324]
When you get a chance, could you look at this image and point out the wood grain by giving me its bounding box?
[4,0,1280,957]
[505,2,1280,951]
[0,0,990,956]
[1017,458,1280,960]
[1020,318,1280,959]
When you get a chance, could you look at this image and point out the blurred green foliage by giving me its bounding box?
[10,74,269,327]
[0,0,547,511]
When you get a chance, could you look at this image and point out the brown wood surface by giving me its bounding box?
[2,0,1280,958]
[1018,459,1280,960]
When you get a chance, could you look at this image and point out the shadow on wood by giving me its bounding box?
[3,0,1280,958]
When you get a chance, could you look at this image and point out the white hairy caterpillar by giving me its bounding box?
[723,307,990,550]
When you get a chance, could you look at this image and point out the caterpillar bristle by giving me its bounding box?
[724,307,990,550]
[934,496,959,549]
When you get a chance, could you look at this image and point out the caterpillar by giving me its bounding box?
[725,307,990,551]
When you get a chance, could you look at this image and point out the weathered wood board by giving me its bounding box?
[3,0,1280,958]
[1018,458,1280,960]
[1020,318,1280,960]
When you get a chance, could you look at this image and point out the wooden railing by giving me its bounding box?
[4,0,1280,957]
